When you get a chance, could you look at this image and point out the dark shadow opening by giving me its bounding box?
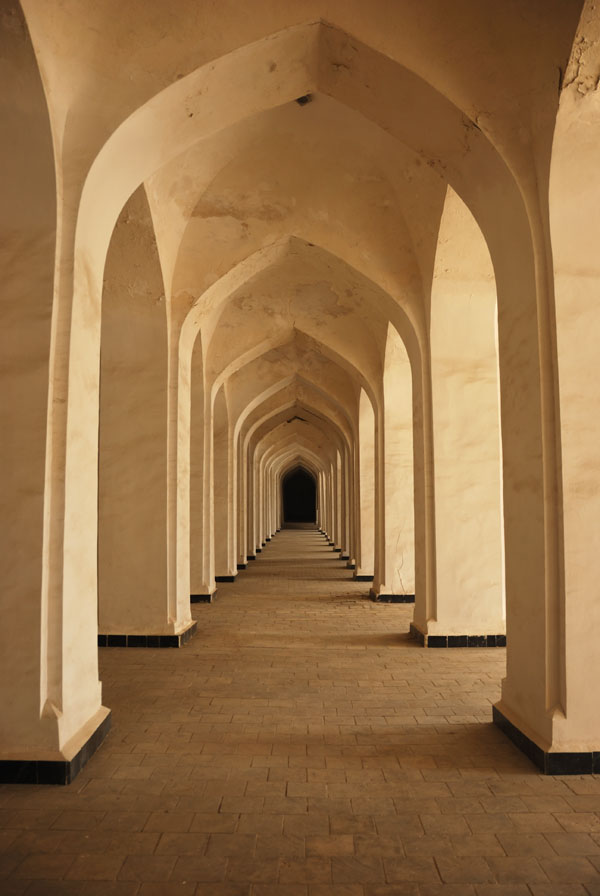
[283,467,317,523]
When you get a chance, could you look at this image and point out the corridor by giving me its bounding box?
[1,529,600,893]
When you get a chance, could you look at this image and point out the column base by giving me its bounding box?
[354,573,374,582]
[247,555,256,561]
[341,553,350,561]
[99,620,198,648]
[493,706,600,775]
[237,563,247,570]
[256,547,262,553]
[0,707,111,786]
[346,561,356,570]
[409,622,506,648]
[370,590,415,603]
[191,591,217,603]
[215,574,236,583]
[266,537,271,542]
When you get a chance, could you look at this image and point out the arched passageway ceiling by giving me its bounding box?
[279,458,321,482]
[231,372,357,449]
[203,238,403,391]
[34,13,580,323]
[247,396,350,461]
[225,330,359,426]
[155,95,438,307]
[259,425,337,473]
[23,2,580,225]
[248,397,352,458]
[193,245,400,408]
[241,394,349,466]
[275,450,325,486]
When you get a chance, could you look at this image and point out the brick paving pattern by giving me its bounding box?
[1,527,600,894]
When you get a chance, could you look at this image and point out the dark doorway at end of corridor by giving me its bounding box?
[283,467,316,523]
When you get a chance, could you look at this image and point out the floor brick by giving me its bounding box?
[0,530,599,893]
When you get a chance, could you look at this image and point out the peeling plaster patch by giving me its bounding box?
[564,35,600,96]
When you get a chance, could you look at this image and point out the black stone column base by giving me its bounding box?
[215,574,236,583]
[409,622,506,648]
[354,573,374,582]
[99,620,198,648]
[0,709,111,786]
[341,554,350,561]
[191,591,217,604]
[256,547,262,553]
[346,561,356,570]
[370,590,415,603]
[237,563,247,570]
[493,706,600,775]
[247,555,256,561]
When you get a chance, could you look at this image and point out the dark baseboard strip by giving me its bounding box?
[237,563,247,570]
[215,575,236,583]
[354,574,374,582]
[0,711,111,786]
[190,592,217,604]
[493,706,600,775]
[409,623,506,648]
[371,592,415,603]
[99,622,197,648]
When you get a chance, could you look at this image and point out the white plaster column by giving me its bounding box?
[418,187,504,640]
[356,389,375,580]
[372,324,415,600]
[236,432,247,566]
[98,188,182,637]
[199,387,216,596]
[498,34,600,758]
[0,5,108,772]
[213,386,235,578]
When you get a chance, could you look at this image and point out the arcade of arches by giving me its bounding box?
[3,0,600,806]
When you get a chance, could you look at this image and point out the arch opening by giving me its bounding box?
[282,467,317,524]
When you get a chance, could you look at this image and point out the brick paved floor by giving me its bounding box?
[2,526,600,894]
